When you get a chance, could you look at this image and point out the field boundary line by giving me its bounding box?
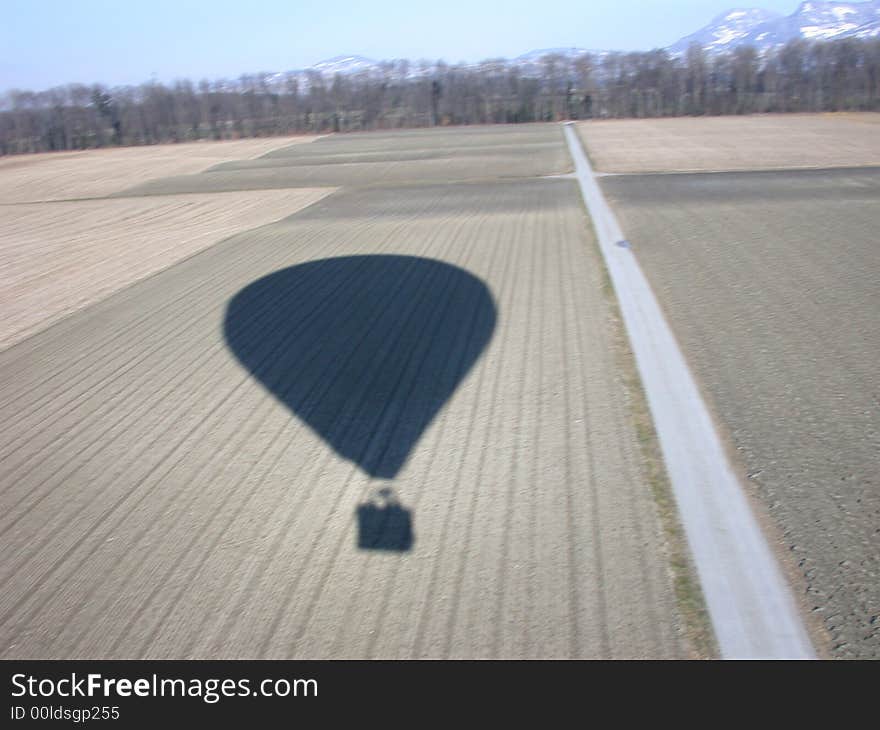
[594,163,880,177]
[563,122,814,659]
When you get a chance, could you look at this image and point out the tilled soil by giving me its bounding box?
[0,189,333,349]
[600,167,880,658]
[579,113,880,173]
[0,135,318,203]
[0,124,690,659]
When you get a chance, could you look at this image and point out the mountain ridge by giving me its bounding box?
[669,0,880,54]
[283,1,880,80]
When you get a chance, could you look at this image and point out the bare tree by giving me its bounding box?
[3,37,879,155]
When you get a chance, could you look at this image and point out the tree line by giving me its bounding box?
[2,37,879,155]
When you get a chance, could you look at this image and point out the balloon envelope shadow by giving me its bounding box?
[224,255,496,549]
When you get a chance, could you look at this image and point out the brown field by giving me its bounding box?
[600,163,880,658]
[118,124,572,196]
[0,135,319,203]
[0,189,333,350]
[0,124,698,659]
[579,113,880,173]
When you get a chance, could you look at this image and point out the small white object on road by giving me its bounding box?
[563,122,815,659]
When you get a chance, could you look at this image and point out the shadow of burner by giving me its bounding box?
[356,488,414,551]
[224,255,496,479]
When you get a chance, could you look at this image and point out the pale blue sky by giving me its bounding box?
[2,0,802,91]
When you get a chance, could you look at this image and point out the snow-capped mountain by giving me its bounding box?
[514,47,595,62]
[282,49,607,85]
[302,49,607,79]
[669,1,880,55]
[266,1,880,87]
[260,56,381,90]
[307,55,381,75]
[792,0,880,39]
[668,8,782,54]
[511,48,610,76]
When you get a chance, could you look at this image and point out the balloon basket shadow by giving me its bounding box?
[356,487,414,552]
